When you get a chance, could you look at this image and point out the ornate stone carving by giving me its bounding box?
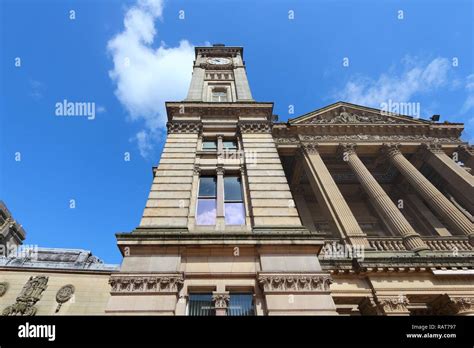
[166,121,202,134]
[108,274,184,294]
[2,276,49,316]
[274,137,299,144]
[301,143,319,154]
[238,121,272,133]
[0,282,8,297]
[299,135,460,143]
[381,143,401,159]
[212,293,230,309]
[55,284,75,313]
[377,296,410,314]
[306,109,403,124]
[193,164,201,175]
[430,294,473,315]
[257,273,332,292]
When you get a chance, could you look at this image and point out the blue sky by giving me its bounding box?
[1,0,473,264]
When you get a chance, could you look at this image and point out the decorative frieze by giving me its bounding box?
[258,273,333,293]
[306,109,404,124]
[297,135,460,143]
[2,276,49,316]
[166,121,202,134]
[238,121,272,133]
[109,274,184,294]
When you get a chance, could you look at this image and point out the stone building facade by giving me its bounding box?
[1,44,473,315]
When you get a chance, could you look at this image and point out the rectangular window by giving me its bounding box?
[202,139,217,151]
[228,293,255,316]
[224,176,245,225]
[188,293,215,316]
[223,140,238,150]
[211,88,228,102]
[196,176,217,225]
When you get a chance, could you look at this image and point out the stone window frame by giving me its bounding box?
[191,134,251,232]
[204,81,236,102]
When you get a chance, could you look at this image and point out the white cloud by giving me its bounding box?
[107,0,195,158]
[335,57,451,108]
[461,74,474,114]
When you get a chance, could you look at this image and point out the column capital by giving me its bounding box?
[431,294,474,315]
[381,143,401,159]
[337,143,357,159]
[216,165,225,175]
[421,142,444,154]
[212,292,230,309]
[376,295,410,315]
[301,142,320,155]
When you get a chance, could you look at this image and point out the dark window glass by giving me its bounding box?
[228,293,254,316]
[202,140,217,150]
[199,176,216,197]
[188,293,215,316]
[224,176,242,201]
[223,140,237,150]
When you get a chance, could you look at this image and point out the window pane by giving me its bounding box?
[228,293,254,316]
[202,140,217,150]
[225,202,245,225]
[188,293,215,316]
[224,176,242,201]
[199,176,216,197]
[223,140,237,150]
[197,199,216,225]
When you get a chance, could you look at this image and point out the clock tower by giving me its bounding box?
[186,44,253,102]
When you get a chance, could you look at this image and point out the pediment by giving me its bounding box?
[290,102,430,125]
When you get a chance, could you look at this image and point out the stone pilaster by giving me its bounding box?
[383,144,474,243]
[342,144,428,251]
[422,143,474,215]
[301,143,370,248]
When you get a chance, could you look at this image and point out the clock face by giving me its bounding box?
[207,57,231,65]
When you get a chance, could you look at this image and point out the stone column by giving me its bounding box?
[422,143,474,215]
[383,144,473,242]
[301,144,370,248]
[342,144,428,251]
[458,145,474,170]
[212,292,230,316]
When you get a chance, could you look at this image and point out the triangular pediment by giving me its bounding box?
[289,102,431,125]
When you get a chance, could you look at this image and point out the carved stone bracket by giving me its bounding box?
[166,121,202,134]
[109,274,184,294]
[257,273,333,293]
[2,276,49,316]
